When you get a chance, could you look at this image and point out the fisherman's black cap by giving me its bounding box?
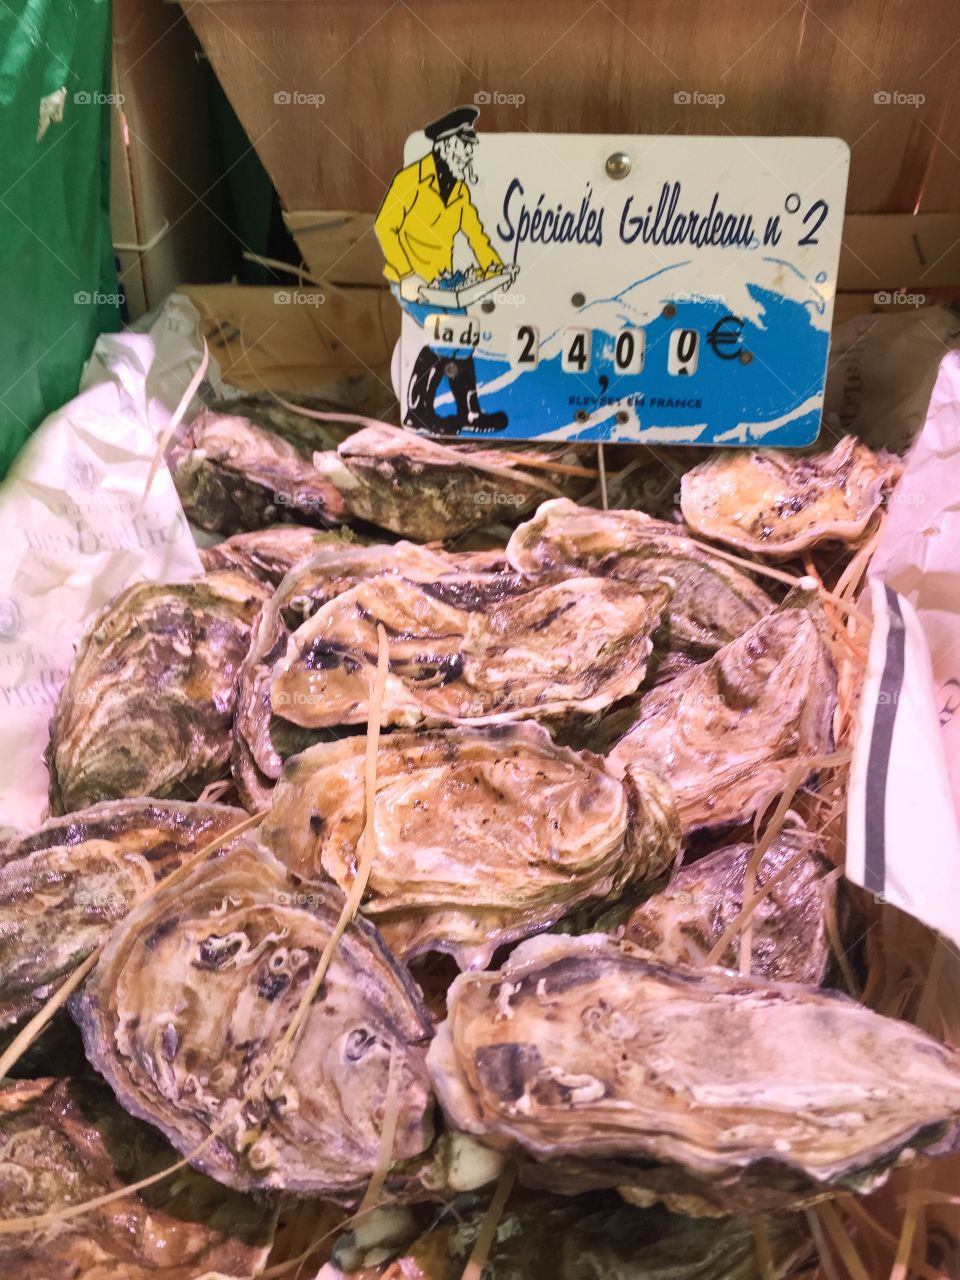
[424,105,479,143]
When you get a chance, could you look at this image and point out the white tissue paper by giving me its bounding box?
[0,295,214,832]
[848,348,960,949]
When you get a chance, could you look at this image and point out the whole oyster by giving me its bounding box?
[623,823,841,984]
[608,605,836,834]
[47,570,268,813]
[200,525,361,586]
[71,842,435,1198]
[427,933,960,1215]
[506,499,772,680]
[312,424,590,542]
[261,723,679,968]
[271,572,670,730]
[168,406,347,533]
[0,799,245,1030]
[331,1194,812,1280]
[206,390,361,446]
[233,542,454,810]
[679,436,901,557]
[0,1076,274,1279]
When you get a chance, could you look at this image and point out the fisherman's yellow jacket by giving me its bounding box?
[375,152,503,283]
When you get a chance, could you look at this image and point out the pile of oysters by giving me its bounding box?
[5,398,958,1280]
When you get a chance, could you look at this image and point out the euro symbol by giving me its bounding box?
[707,315,744,360]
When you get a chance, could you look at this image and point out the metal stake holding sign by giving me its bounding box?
[375,107,849,447]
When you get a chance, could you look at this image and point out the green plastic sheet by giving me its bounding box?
[0,0,119,476]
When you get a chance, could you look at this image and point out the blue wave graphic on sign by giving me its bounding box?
[436,283,829,445]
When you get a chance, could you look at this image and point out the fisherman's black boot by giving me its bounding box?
[451,358,508,433]
[404,348,446,431]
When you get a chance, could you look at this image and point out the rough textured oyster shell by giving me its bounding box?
[271,572,670,730]
[0,1076,274,1279]
[0,799,245,1030]
[169,407,347,534]
[200,526,362,586]
[72,842,435,1198]
[608,606,836,834]
[623,824,841,984]
[261,724,678,968]
[427,933,960,1215]
[47,570,267,813]
[332,1193,812,1280]
[506,499,772,679]
[312,424,590,542]
[232,543,454,810]
[680,436,901,557]
[206,390,360,448]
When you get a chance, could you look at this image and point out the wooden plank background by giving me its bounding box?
[182,0,960,218]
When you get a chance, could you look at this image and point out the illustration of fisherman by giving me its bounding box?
[375,105,516,434]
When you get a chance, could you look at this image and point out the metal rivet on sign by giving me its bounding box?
[616,410,629,424]
[481,299,495,313]
[606,151,631,179]
[575,410,589,423]
[444,361,458,378]
[571,291,586,307]
[739,350,753,365]
[662,303,677,318]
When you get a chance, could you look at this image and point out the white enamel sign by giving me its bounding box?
[377,124,849,445]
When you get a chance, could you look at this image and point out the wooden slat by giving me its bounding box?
[182,0,960,217]
[180,282,399,396]
[283,210,381,286]
[840,213,960,290]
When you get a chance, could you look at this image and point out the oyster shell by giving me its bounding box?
[0,799,245,1030]
[623,824,841,984]
[679,436,902,557]
[608,606,836,834]
[312,425,590,542]
[71,842,435,1198]
[206,390,360,448]
[0,1076,274,1279]
[261,723,678,968]
[506,499,772,679]
[200,525,362,586]
[233,542,454,810]
[333,1194,812,1280]
[47,570,268,813]
[271,572,670,730]
[169,406,347,533]
[427,933,960,1215]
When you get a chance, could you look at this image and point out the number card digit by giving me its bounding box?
[668,328,699,376]
[562,328,592,374]
[511,324,539,368]
[614,328,645,375]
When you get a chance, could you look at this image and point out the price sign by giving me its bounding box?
[377,108,849,445]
